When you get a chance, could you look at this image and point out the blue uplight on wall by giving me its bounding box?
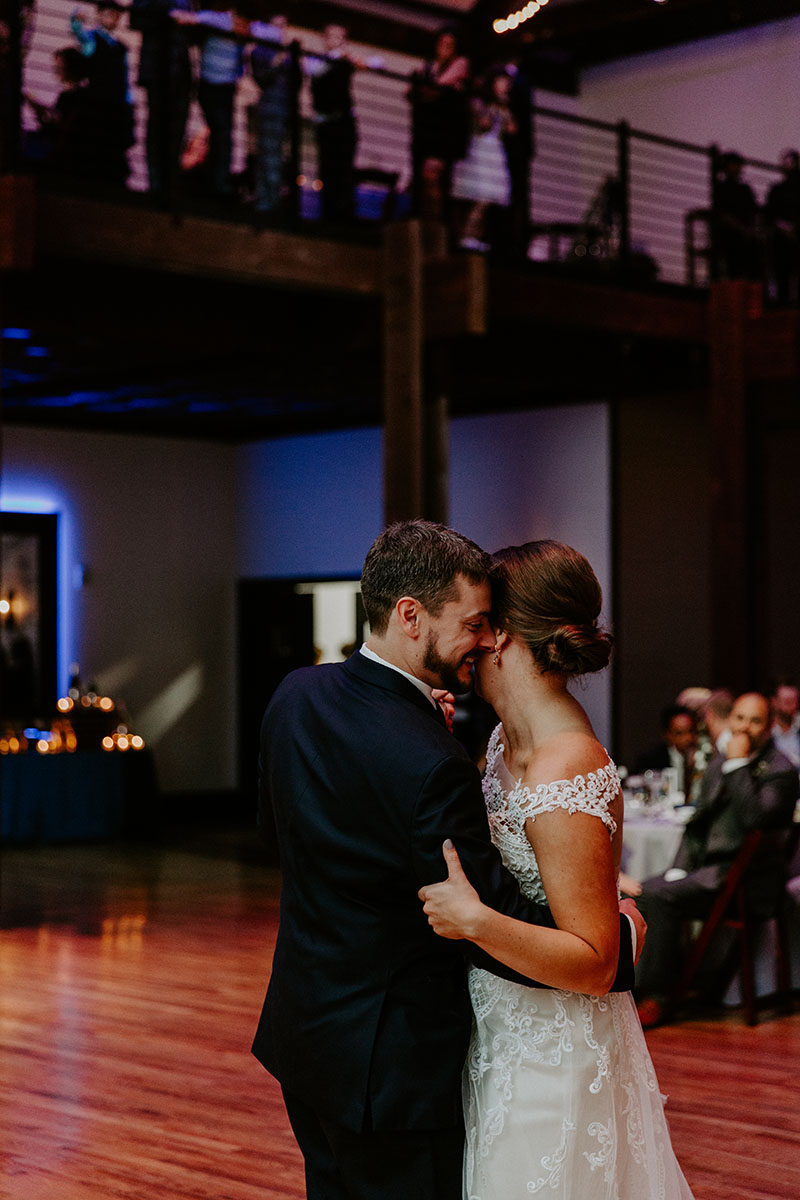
[1,486,76,696]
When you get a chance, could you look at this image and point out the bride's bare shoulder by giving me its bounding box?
[527,730,610,786]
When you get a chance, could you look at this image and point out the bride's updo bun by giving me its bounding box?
[491,540,613,677]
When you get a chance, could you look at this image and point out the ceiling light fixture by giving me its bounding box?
[493,0,548,35]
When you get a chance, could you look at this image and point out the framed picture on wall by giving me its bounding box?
[0,511,58,723]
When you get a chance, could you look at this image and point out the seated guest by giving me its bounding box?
[685,686,735,803]
[635,692,799,1027]
[634,702,698,795]
[704,687,734,754]
[770,679,800,767]
[676,685,712,715]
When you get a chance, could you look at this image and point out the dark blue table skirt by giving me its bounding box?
[1,752,155,842]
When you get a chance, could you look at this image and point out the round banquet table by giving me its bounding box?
[621,806,686,881]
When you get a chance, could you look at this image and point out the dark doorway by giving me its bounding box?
[0,512,58,723]
[237,577,364,853]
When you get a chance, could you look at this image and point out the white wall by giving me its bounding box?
[577,18,800,168]
[1,427,238,793]
[238,427,384,579]
[450,405,612,745]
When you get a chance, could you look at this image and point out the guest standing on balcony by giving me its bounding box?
[0,17,13,171]
[305,23,357,223]
[712,150,761,281]
[497,53,533,255]
[765,150,800,306]
[451,70,515,253]
[408,25,470,225]
[249,14,297,220]
[173,3,248,201]
[23,46,93,176]
[71,0,135,185]
[129,0,193,199]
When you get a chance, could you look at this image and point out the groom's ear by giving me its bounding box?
[396,595,424,639]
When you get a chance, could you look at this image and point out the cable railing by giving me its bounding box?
[4,0,795,297]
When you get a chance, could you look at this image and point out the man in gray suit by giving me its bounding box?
[635,692,798,1027]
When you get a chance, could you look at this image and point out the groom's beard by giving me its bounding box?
[422,632,473,696]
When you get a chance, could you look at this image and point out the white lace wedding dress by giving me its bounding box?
[464,726,695,1199]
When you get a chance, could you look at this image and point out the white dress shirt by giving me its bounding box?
[359,644,439,709]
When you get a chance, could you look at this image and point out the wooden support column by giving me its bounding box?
[707,280,758,691]
[422,343,450,525]
[382,220,428,524]
[381,223,486,526]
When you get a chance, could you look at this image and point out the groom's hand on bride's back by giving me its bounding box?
[619,898,647,965]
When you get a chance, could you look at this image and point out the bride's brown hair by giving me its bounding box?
[491,540,613,677]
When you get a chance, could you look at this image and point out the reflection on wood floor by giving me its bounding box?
[2,831,799,1200]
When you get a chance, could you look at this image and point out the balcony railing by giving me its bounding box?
[4,0,794,298]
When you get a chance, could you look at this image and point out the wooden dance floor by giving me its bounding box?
[2,831,799,1199]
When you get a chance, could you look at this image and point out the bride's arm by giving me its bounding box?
[419,811,620,994]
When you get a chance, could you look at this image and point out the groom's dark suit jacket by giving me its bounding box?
[252,651,634,1134]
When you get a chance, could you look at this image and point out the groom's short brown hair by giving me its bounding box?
[361,519,491,637]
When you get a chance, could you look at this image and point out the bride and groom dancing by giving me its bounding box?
[252,519,694,1199]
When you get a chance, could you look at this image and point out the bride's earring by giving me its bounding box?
[492,647,500,665]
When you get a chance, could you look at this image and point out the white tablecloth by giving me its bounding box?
[622,814,684,881]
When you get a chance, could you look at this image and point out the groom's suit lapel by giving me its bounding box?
[342,650,447,727]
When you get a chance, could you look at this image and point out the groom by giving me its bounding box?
[252,520,639,1200]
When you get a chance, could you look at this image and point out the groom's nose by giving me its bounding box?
[475,623,495,651]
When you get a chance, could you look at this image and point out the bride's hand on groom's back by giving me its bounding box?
[419,840,485,939]
[431,689,456,732]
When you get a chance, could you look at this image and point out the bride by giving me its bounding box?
[419,540,694,1200]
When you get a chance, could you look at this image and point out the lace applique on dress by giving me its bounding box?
[480,724,619,906]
